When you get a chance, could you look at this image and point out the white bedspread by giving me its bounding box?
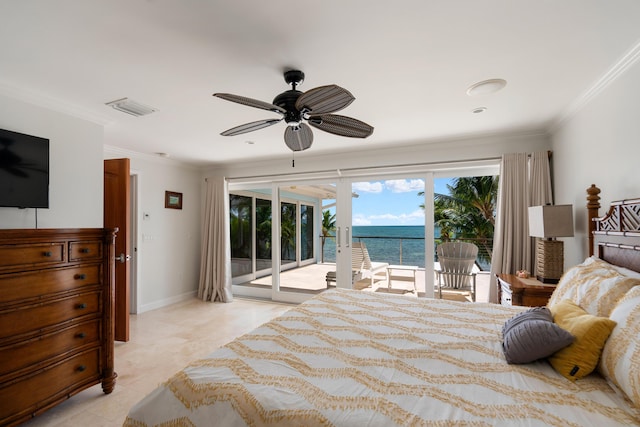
[124,289,640,426]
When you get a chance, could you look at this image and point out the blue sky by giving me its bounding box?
[348,178,452,226]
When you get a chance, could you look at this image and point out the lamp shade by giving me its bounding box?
[528,205,574,238]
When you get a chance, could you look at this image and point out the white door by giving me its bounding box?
[271,180,354,303]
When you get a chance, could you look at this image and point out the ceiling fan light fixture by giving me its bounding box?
[284,124,313,152]
[466,79,507,96]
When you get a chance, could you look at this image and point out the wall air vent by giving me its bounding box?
[105,98,157,117]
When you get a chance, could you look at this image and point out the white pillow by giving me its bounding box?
[548,256,640,317]
[599,286,640,407]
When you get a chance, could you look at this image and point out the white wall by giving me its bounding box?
[0,94,103,228]
[104,147,202,312]
[551,58,640,268]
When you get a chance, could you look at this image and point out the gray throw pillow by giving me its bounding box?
[502,306,575,364]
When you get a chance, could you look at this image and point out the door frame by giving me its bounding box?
[129,170,141,314]
[226,159,500,302]
[271,180,343,303]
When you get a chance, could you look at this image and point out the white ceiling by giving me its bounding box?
[2,1,640,167]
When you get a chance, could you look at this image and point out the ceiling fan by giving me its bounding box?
[213,70,374,152]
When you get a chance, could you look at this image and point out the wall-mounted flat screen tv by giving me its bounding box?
[0,128,50,208]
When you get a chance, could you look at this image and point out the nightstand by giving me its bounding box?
[496,274,557,307]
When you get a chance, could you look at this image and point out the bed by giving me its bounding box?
[124,185,640,426]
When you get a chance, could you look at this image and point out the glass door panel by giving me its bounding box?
[269,181,345,301]
[348,175,433,296]
[300,204,314,262]
[230,194,252,278]
[255,197,272,277]
[280,201,297,270]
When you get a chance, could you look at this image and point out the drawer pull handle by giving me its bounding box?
[75,274,87,280]
[43,251,52,257]
[80,248,90,254]
[76,332,86,339]
[77,365,86,372]
[76,303,87,310]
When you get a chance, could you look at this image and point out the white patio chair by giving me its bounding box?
[352,242,389,288]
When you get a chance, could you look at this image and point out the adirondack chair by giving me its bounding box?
[435,242,478,302]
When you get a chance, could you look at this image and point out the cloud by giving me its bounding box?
[367,209,425,224]
[384,179,425,193]
[352,214,372,225]
[352,181,384,193]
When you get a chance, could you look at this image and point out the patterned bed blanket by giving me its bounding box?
[124,289,640,426]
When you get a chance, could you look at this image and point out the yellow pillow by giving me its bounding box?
[548,300,616,381]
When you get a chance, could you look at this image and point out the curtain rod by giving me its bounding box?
[226,155,503,183]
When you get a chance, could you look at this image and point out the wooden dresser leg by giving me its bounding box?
[102,372,118,394]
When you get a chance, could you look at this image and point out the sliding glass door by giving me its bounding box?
[227,160,498,303]
[229,180,344,303]
[347,174,434,297]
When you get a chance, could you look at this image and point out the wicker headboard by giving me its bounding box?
[587,184,640,273]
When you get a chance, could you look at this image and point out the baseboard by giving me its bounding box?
[138,290,198,314]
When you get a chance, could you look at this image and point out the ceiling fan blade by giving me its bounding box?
[295,85,355,115]
[284,123,313,151]
[213,93,286,114]
[220,118,283,136]
[308,114,374,138]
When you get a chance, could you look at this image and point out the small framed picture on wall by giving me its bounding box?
[165,191,183,210]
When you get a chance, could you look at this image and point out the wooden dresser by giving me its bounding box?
[0,228,117,426]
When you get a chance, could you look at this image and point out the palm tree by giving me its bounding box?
[255,201,272,261]
[280,203,296,262]
[320,210,336,263]
[420,176,498,266]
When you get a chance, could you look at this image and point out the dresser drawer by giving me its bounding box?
[0,348,100,424]
[0,291,100,340]
[0,319,100,379]
[69,240,103,262]
[0,243,64,269]
[0,265,101,304]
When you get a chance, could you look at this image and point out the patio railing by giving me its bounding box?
[322,235,493,271]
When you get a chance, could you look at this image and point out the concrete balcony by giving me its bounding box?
[239,262,492,303]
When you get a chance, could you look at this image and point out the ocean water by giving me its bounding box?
[322,226,430,267]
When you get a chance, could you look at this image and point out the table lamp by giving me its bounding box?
[528,204,574,284]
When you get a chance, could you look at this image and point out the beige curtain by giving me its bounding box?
[198,176,233,302]
[488,151,552,303]
[529,151,553,278]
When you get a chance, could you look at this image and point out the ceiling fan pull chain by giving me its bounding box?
[292,151,295,168]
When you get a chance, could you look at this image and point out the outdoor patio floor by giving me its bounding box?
[241,263,492,303]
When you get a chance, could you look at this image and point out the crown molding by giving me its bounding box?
[103,144,203,171]
[0,80,113,126]
[550,38,640,132]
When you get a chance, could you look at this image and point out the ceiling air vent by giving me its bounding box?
[105,98,157,117]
